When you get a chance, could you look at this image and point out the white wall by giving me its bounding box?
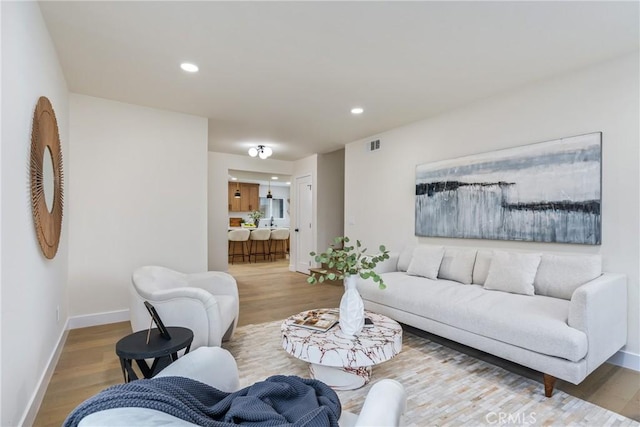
[68,95,208,319]
[208,152,293,271]
[317,150,345,252]
[345,53,640,361]
[1,2,69,425]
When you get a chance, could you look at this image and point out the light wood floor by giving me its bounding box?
[34,259,639,425]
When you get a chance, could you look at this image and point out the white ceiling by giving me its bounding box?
[39,1,639,161]
[228,169,291,186]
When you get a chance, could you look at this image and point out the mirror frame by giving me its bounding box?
[30,96,64,259]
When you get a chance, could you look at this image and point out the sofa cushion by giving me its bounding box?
[438,248,477,284]
[472,250,492,285]
[406,245,445,279]
[484,251,541,296]
[358,272,587,362]
[534,254,602,300]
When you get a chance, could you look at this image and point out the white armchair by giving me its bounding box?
[78,347,407,427]
[130,266,239,349]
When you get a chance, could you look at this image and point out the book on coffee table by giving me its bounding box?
[291,309,339,332]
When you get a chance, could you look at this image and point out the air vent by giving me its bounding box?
[366,139,381,152]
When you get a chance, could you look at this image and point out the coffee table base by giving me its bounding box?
[309,364,371,390]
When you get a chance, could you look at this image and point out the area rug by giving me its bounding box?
[222,321,638,427]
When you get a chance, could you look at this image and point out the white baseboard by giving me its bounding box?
[21,310,131,425]
[19,319,69,427]
[608,349,640,371]
[67,309,130,329]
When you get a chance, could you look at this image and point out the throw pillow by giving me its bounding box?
[483,251,541,296]
[438,248,477,284]
[534,254,602,300]
[406,245,445,280]
[472,250,493,285]
[397,245,416,272]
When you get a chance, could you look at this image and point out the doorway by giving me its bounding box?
[295,174,313,274]
[226,170,292,267]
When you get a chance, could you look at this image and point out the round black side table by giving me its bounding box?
[115,327,193,382]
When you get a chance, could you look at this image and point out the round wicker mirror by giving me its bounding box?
[30,96,64,259]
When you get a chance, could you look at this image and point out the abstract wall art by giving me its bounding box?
[415,133,602,244]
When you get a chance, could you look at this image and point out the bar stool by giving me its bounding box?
[249,228,271,262]
[228,229,250,264]
[269,228,290,261]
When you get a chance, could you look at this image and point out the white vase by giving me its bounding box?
[339,275,365,337]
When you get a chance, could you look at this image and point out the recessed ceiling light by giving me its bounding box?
[351,107,364,115]
[271,176,278,180]
[180,63,199,73]
[231,177,237,181]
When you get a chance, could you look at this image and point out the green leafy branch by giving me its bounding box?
[307,236,390,289]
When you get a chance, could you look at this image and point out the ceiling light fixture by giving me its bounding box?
[266,180,273,199]
[248,145,273,159]
[180,63,199,73]
[351,107,364,115]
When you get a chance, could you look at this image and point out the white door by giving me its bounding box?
[295,175,313,274]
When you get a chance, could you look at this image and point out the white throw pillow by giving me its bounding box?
[534,254,602,300]
[483,251,541,296]
[406,245,445,280]
[438,248,477,284]
[397,245,416,272]
[472,250,493,285]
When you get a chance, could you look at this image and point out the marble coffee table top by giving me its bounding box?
[281,310,402,369]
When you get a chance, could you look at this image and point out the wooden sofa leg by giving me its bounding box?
[543,374,556,397]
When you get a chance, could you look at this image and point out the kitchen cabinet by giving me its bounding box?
[228,182,259,212]
[228,183,241,211]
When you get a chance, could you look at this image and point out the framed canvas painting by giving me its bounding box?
[415,132,601,245]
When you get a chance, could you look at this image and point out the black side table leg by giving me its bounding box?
[170,344,191,362]
[135,358,156,379]
[120,357,139,382]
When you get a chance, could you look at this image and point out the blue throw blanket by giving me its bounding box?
[63,375,341,427]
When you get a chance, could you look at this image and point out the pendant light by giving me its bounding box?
[234,182,241,198]
[267,180,273,199]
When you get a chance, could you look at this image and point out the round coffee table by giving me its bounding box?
[281,309,402,390]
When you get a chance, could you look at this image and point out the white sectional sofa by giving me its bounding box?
[357,245,627,397]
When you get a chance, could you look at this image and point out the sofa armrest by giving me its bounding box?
[354,379,406,426]
[568,273,627,373]
[373,253,399,274]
